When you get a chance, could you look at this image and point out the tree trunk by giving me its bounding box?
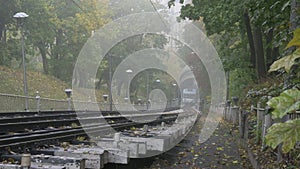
[53,29,63,79]
[283,0,300,88]
[253,26,267,82]
[243,13,256,68]
[272,47,279,63]
[3,26,6,42]
[96,76,103,89]
[290,0,300,31]
[265,29,273,68]
[0,24,5,65]
[38,45,49,74]
[0,23,5,42]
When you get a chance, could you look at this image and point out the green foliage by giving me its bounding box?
[95,33,168,91]
[267,89,300,119]
[242,79,284,108]
[265,27,300,155]
[170,0,292,100]
[266,119,300,153]
[229,68,256,98]
[269,28,300,73]
[0,0,110,83]
[269,49,300,73]
[249,0,290,41]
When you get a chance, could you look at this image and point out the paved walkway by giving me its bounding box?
[147,115,251,169]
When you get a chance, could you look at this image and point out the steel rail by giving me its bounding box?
[0,116,177,148]
[0,110,179,132]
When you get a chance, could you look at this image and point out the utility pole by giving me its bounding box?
[109,55,113,112]
[146,71,150,110]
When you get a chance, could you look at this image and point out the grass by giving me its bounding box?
[0,66,108,101]
[0,66,71,99]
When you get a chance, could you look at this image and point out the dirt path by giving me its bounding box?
[147,115,251,169]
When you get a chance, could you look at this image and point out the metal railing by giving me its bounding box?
[0,93,180,112]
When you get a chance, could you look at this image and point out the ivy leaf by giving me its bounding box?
[269,49,300,73]
[266,119,300,153]
[281,1,290,12]
[267,89,300,119]
[286,28,300,49]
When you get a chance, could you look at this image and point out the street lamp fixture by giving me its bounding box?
[65,89,72,110]
[13,12,29,18]
[103,95,108,102]
[172,83,178,107]
[124,97,129,102]
[65,89,72,98]
[14,12,29,111]
[126,69,133,74]
[103,94,109,111]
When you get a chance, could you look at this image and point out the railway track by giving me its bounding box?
[0,107,198,169]
[0,108,179,148]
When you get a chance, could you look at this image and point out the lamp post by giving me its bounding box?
[125,69,133,100]
[154,79,161,108]
[146,72,150,110]
[172,83,177,107]
[145,76,161,110]
[65,89,72,110]
[108,55,113,112]
[36,91,40,112]
[14,12,29,111]
[103,94,108,111]
[172,83,177,98]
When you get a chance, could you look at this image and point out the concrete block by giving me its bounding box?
[31,155,85,169]
[125,142,139,157]
[105,148,129,164]
[98,138,147,158]
[130,141,147,155]
[53,147,107,169]
[30,163,65,169]
[98,140,137,158]
[122,135,171,152]
[0,164,21,169]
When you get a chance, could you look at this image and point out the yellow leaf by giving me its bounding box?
[217,147,224,151]
[286,28,300,49]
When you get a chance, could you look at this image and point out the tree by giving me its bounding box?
[0,0,20,66]
[47,0,109,82]
[21,0,56,74]
[169,0,290,81]
[12,0,110,82]
[95,33,168,96]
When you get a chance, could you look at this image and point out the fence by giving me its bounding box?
[223,100,300,166]
[0,93,180,112]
